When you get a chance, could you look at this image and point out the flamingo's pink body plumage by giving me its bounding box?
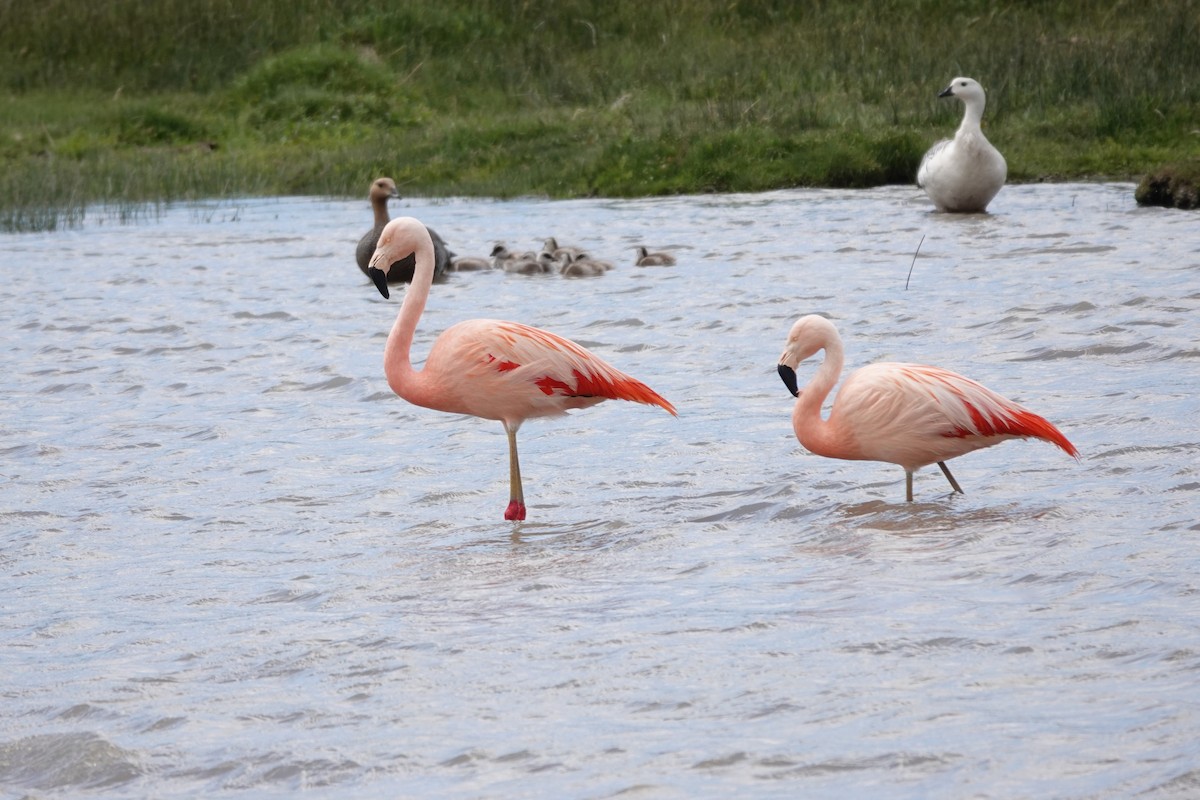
[777,315,1078,500]
[370,216,676,520]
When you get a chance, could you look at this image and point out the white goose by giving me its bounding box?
[917,77,1006,213]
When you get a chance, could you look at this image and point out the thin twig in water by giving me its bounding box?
[905,234,926,291]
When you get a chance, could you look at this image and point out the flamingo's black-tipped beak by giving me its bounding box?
[368,266,390,298]
[778,364,799,397]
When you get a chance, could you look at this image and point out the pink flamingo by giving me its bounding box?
[369,217,677,521]
[776,315,1078,501]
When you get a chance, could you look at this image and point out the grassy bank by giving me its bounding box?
[2,0,1197,230]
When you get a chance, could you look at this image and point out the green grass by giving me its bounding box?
[2,0,1198,230]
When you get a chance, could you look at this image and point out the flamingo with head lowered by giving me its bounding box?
[777,315,1078,501]
[369,216,677,521]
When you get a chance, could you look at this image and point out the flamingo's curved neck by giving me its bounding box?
[793,333,844,453]
[384,233,436,404]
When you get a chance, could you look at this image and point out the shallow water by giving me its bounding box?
[2,184,1199,798]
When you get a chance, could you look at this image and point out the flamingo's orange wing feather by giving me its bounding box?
[898,365,1078,458]
[485,321,677,415]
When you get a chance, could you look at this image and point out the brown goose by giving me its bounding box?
[541,237,584,262]
[449,255,493,272]
[561,252,613,277]
[355,177,453,283]
[634,246,676,266]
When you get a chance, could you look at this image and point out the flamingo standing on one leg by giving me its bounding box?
[776,315,1078,501]
[369,216,677,521]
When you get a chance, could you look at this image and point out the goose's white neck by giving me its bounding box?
[957,95,986,136]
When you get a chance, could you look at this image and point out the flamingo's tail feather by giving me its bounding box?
[610,377,677,416]
[946,384,1078,459]
[537,368,677,416]
[1007,408,1079,459]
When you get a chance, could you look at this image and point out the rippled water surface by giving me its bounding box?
[3,184,1199,798]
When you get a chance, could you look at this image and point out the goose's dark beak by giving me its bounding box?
[937,84,954,98]
[778,364,799,397]
[368,266,389,298]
